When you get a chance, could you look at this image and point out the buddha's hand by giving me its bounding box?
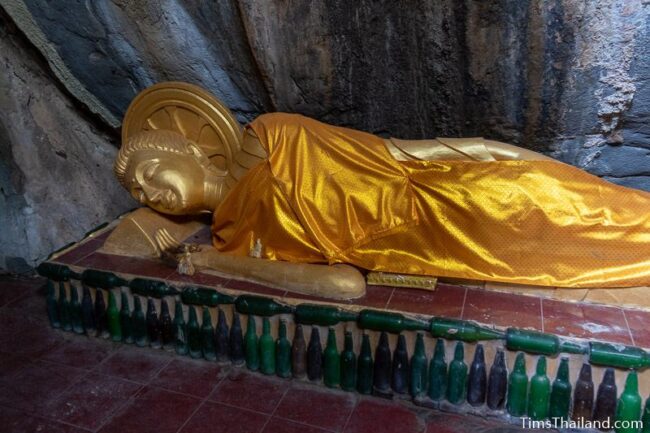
[154,228,201,275]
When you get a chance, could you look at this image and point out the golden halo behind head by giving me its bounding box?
[121,81,242,173]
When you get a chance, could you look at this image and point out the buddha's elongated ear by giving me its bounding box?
[186,142,229,177]
[122,82,242,179]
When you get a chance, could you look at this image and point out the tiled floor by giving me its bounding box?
[0,275,539,433]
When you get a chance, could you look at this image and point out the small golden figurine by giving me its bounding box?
[107,82,650,300]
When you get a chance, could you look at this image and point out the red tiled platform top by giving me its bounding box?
[52,227,650,349]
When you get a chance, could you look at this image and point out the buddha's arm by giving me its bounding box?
[483,139,554,161]
[190,248,366,300]
[386,137,554,162]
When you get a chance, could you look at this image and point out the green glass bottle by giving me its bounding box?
[245,315,260,371]
[410,332,428,399]
[507,352,528,417]
[131,295,148,347]
[591,342,650,370]
[640,396,650,433]
[129,278,180,299]
[430,318,503,342]
[446,342,467,405]
[428,339,447,401]
[181,286,234,307]
[357,333,373,395]
[528,356,551,421]
[275,320,291,378]
[549,357,571,420]
[46,280,60,328]
[37,262,76,281]
[173,301,188,355]
[506,328,585,356]
[358,309,428,334]
[201,307,217,361]
[106,291,122,342]
[81,269,127,289]
[187,306,202,359]
[58,282,71,331]
[259,318,276,375]
[323,328,341,388]
[340,331,357,392]
[120,291,133,344]
[69,285,83,334]
[615,371,642,433]
[295,304,358,327]
[235,295,294,317]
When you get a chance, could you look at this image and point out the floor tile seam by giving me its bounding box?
[71,242,104,265]
[143,356,174,386]
[173,398,209,433]
[384,288,396,309]
[259,384,292,433]
[173,368,233,433]
[204,395,284,418]
[1,292,33,309]
[146,382,215,401]
[271,414,341,433]
[46,367,95,405]
[90,383,146,433]
[622,309,635,346]
[0,369,93,425]
[24,356,94,377]
[83,369,153,388]
[336,394,360,433]
[539,298,544,332]
[171,362,232,433]
[458,286,468,319]
[0,402,95,433]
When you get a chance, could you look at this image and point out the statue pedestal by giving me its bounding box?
[38,213,650,426]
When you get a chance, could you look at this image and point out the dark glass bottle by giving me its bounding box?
[391,334,409,394]
[307,327,323,382]
[357,333,373,395]
[487,349,507,410]
[291,324,307,379]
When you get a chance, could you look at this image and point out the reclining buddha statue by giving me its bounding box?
[108,82,650,300]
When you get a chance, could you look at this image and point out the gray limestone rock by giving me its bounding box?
[0,10,134,272]
[0,0,648,268]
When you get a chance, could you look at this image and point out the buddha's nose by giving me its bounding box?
[141,184,161,203]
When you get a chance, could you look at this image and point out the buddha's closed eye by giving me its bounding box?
[143,161,159,182]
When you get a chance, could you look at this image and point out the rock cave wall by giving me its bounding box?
[0,0,648,271]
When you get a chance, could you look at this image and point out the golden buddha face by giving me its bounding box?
[125,149,206,214]
[115,130,226,215]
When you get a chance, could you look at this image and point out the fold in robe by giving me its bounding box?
[212,113,650,288]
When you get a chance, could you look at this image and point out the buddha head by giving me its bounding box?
[114,130,227,215]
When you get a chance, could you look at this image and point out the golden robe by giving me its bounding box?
[212,113,650,287]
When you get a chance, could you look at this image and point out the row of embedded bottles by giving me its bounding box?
[46,280,648,433]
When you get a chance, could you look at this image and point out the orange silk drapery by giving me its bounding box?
[212,113,650,287]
